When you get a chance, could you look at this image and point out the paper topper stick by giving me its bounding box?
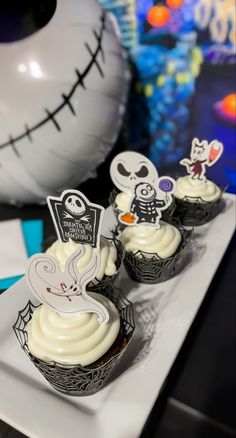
[180,138,224,182]
[26,245,109,324]
[119,177,175,228]
[47,189,104,248]
[110,151,158,193]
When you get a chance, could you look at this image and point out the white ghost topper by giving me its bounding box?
[26,245,109,323]
[110,151,158,192]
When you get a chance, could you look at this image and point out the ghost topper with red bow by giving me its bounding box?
[180,138,224,182]
[26,245,109,323]
[26,189,109,323]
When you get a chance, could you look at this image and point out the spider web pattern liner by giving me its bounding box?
[113,226,192,284]
[13,293,135,396]
[174,190,225,226]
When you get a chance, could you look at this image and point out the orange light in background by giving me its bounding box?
[147,5,170,27]
[222,93,236,117]
[166,0,185,8]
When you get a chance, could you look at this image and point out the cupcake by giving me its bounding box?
[45,236,122,296]
[118,221,191,284]
[13,291,135,396]
[174,137,224,226]
[174,175,223,226]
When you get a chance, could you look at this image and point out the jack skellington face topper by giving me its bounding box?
[26,245,109,323]
[47,189,104,248]
[180,138,224,181]
[110,151,158,192]
[119,177,176,228]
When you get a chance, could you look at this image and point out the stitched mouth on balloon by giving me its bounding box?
[0,13,106,158]
[0,0,57,43]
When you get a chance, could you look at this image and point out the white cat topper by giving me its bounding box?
[180,137,223,181]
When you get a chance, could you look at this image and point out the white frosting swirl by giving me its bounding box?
[115,191,132,212]
[120,222,181,258]
[174,176,221,203]
[26,292,120,366]
[46,236,117,282]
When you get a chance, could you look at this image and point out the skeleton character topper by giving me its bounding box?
[119,177,176,228]
[47,189,104,248]
[180,138,224,181]
[110,151,158,192]
[26,245,109,323]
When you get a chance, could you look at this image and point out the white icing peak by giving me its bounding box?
[46,236,117,281]
[115,191,132,212]
[174,176,221,202]
[26,292,120,366]
[120,222,181,258]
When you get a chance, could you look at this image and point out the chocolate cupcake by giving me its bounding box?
[13,291,134,396]
[174,175,223,226]
[117,221,191,284]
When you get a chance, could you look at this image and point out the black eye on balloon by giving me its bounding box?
[135,165,149,178]
[0,0,57,43]
[76,199,82,207]
[117,163,131,177]
[68,197,72,203]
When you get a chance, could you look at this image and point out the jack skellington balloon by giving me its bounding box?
[110,151,158,192]
[0,0,129,205]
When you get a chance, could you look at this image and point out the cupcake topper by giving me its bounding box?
[110,151,158,193]
[47,189,104,248]
[26,245,109,323]
[110,150,175,229]
[180,138,224,182]
[26,189,109,322]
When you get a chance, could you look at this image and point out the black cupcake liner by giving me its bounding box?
[114,226,192,284]
[173,192,224,226]
[109,188,176,226]
[42,235,122,297]
[161,197,176,222]
[13,290,135,397]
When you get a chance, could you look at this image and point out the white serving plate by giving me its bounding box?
[0,193,235,438]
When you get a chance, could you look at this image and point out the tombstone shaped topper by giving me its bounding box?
[47,190,104,248]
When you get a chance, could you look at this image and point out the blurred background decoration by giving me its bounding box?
[98,0,235,190]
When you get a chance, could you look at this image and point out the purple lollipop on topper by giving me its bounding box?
[158,177,175,204]
[158,178,174,193]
